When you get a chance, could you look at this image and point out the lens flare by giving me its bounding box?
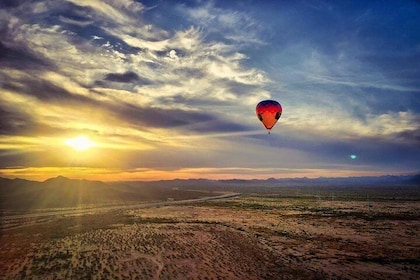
[65,136,96,151]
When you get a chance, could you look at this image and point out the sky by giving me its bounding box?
[0,0,419,182]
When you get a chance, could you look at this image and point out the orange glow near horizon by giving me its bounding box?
[0,166,411,183]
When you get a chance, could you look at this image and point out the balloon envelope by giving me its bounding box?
[256,100,282,131]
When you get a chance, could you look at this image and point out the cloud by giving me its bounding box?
[1,0,419,180]
[177,1,265,47]
[67,0,145,26]
[282,107,419,140]
[104,71,141,83]
[393,128,420,145]
[1,0,267,110]
[2,74,79,102]
[0,104,34,135]
[0,41,53,71]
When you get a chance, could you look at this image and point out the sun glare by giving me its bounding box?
[65,136,96,151]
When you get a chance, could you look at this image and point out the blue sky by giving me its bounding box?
[0,0,419,181]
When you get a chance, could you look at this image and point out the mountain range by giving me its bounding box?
[1,174,419,210]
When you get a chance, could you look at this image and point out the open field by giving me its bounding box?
[1,192,419,279]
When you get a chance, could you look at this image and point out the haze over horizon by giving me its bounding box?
[1,0,419,182]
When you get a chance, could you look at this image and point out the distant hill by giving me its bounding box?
[0,174,418,210]
[133,174,420,198]
[219,174,419,186]
[0,176,210,210]
[131,174,420,189]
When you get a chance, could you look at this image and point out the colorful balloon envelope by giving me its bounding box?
[256,100,282,133]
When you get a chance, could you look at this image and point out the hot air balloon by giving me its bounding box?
[256,100,282,134]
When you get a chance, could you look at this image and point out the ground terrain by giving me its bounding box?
[0,185,419,279]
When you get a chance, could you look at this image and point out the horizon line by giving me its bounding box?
[1,172,418,183]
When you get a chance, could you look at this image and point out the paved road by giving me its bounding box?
[1,193,240,220]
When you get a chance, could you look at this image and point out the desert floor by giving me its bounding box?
[1,195,419,279]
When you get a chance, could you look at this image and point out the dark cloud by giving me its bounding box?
[95,72,153,90]
[0,41,53,71]
[0,105,34,135]
[1,74,108,108]
[173,68,206,80]
[3,78,78,102]
[222,79,260,97]
[109,101,211,128]
[190,120,252,134]
[104,71,144,84]
[0,0,26,8]
[393,129,420,145]
[0,101,89,137]
[106,100,250,134]
[157,93,237,108]
[0,151,27,168]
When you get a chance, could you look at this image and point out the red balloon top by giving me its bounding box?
[256,100,282,131]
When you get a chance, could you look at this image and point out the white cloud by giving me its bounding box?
[92,35,103,40]
[67,0,145,25]
[177,1,265,47]
[2,0,272,134]
[283,104,419,141]
[167,49,179,60]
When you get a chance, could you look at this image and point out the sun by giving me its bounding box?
[65,136,96,151]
